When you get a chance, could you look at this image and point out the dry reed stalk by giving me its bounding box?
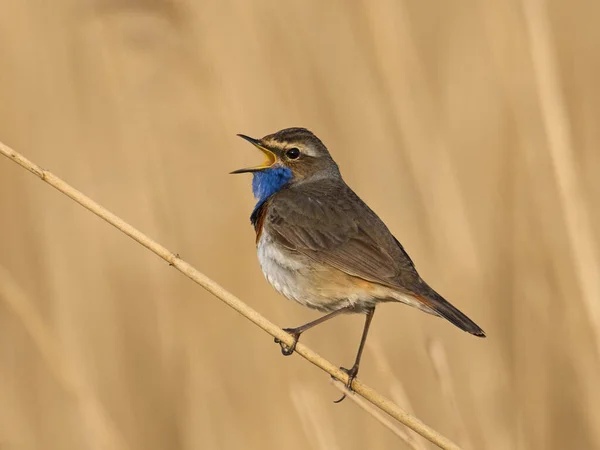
[428,340,475,450]
[0,140,462,450]
[369,341,417,412]
[291,385,340,450]
[0,265,130,450]
[522,0,600,353]
[369,340,428,450]
[330,379,423,450]
[522,2,600,445]
[363,0,480,273]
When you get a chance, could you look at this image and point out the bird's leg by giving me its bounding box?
[275,305,354,356]
[334,307,375,403]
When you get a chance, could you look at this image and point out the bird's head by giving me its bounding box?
[231,128,340,203]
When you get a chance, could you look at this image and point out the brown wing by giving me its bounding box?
[266,179,487,337]
[265,179,421,292]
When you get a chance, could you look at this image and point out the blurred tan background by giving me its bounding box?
[0,0,599,449]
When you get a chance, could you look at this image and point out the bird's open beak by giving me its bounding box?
[230,134,278,174]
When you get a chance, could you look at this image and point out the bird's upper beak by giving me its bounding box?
[230,134,278,174]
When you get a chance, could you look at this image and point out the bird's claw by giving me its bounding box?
[333,365,359,403]
[274,328,300,356]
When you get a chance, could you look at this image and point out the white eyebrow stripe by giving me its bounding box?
[262,138,318,157]
[299,145,318,157]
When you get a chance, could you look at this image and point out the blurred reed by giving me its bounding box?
[0,1,598,449]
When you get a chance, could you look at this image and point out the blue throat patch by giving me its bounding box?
[251,165,293,210]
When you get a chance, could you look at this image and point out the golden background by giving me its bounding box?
[0,1,599,449]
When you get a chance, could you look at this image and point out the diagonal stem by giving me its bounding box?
[0,140,462,450]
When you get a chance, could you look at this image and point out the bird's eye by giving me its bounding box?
[286,148,300,159]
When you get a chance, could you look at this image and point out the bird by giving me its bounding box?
[231,127,485,401]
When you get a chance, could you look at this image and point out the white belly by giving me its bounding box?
[256,230,379,311]
[257,231,308,304]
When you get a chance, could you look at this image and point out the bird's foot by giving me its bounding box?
[274,328,301,356]
[333,365,359,403]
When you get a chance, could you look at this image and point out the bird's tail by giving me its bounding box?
[416,287,486,337]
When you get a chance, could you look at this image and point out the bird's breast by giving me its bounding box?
[257,230,307,303]
[256,229,389,312]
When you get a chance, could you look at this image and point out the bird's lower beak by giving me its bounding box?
[230,134,277,174]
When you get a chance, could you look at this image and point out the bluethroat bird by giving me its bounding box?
[232,128,485,401]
